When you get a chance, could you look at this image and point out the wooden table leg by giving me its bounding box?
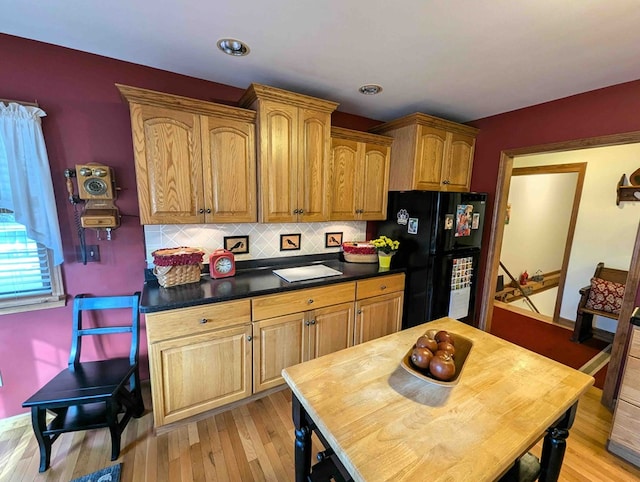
[292,394,312,482]
[31,407,51,472]
[538,402,578,482]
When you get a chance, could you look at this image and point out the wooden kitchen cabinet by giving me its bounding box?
[239,84,338,223]
[117,84,257,224]
[252,312,306,393]
[370,113,478,192]
[329,127,393,221]
[252,283,356,392]
[145,299,252,427]
[306,302,355,359]
[354,274,405,344]
[608,325,640,467]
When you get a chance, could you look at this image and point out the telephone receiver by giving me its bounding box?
[64,163,121,239]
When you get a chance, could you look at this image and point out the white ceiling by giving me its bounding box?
[3,0,640,123]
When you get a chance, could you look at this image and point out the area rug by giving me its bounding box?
[491,305,610,389]
[70,463,121,482]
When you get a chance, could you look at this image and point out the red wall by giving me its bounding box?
[0,34,379,418]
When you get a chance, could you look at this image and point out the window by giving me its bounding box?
[0,210,64,314]
[0,102,65,314]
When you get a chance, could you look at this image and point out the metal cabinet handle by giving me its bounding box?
[308,298,314,304]
[293,209,299,214]
[206,208,211,214]
[247,335,253,341]
[380,285,387,290]
[357,309,362,315]
[442,180,450,185]
[310,319,316,325]
[198,208,205,214]
[200,318,208,324]
[305,321,310,326]
[299,209,304,214]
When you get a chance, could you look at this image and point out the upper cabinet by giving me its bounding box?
[116,84,257,224]
[370,113,478,192]
[329,127,393,221]
[239,84,338,223]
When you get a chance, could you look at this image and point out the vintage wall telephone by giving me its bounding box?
[64,164,120,262]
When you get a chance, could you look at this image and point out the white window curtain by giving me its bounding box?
[0,103,63,265]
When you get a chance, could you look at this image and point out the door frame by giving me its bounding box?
[478,131,640,409]
[508,163,586,323]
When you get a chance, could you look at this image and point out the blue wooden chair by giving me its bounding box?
[22,292,144,472]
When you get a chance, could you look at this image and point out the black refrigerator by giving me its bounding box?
[377,191,487,329]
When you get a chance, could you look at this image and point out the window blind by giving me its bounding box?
[0,210,51,299]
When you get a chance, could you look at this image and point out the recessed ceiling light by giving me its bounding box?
[217,38,250,57]
[358,84,383,95]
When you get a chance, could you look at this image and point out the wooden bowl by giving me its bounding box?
[400,331,473,387]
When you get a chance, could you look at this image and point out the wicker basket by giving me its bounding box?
[342,241,378,264]
[152,247,204,288]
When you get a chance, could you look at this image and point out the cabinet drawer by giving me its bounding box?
[620,355,640,406]
[252,282,356,321]
[610,399,640,454]
[356,274,405,299]
[146,299,251,343]
[629,326,640,358]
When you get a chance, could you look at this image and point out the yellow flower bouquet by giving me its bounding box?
[370,235,400,255]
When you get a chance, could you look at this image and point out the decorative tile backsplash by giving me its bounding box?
[144,221,367,267]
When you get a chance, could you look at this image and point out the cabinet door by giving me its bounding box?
[258,100,298,222]
[130,103,203,224]
[253,312,305,392]
[329,138,359,220]
[149,324,252,427]
[298,108,331,222]
[307,302,354,360]
[358,144,390,220]
[442,132,475,192]
[354,291,404,345]
[201,116,257,222]
[414,126,447,191]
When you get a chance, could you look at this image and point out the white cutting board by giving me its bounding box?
[273,264,343,283]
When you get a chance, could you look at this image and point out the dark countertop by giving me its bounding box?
[140,253,404,313]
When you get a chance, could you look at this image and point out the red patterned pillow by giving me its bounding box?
[584,277,625,315]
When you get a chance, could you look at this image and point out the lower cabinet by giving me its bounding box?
[145,274,403,427]
[253,312,306,393]
[145,299,252,427]
[149,324,253,427]
[307,302,355,359]
[354,274,405,344]
[252,283,356,393]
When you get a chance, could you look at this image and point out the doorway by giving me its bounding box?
[498,163,586,324]
[479,134,640,409]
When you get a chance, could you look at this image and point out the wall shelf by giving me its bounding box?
[617,174,640,206]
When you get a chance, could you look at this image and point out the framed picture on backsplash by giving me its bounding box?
[280,233,301,251]
[224,235,249,254]
[325,232,343,248]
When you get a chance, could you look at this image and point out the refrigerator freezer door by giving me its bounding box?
[378,191,436,268]
[435,192,487,253]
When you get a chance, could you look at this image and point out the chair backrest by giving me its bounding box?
[69,292,141,367]
[593,262,628,285]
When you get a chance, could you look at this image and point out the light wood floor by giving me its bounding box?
[1,383,640,482]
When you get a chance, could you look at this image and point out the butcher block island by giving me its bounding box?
[140,256,405,428]
[282,318,594,482]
